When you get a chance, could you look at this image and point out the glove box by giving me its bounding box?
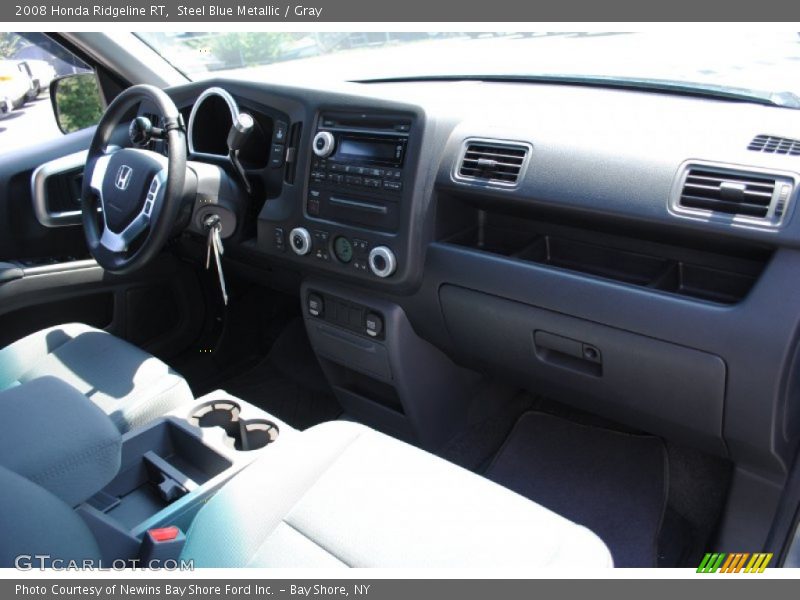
[439,284,726,453]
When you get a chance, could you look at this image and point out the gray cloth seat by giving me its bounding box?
[0,376,122,507]
[0,465,102,568]
[181,421,613,568]
[0,323,193,433]
[0,420,612,568]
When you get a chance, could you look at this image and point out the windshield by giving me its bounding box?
[136,32,800,105]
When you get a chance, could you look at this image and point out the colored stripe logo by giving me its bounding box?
[697,552,773,573]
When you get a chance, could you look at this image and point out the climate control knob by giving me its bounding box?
[312,131,335,157]
[368,246,397,278]
[289,227,312,256]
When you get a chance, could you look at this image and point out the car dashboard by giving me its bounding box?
[158,77,800,524]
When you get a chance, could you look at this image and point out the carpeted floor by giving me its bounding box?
[218,318,342,430]
[485,411,669,567]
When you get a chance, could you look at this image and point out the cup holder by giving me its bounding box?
[189,400,278,451]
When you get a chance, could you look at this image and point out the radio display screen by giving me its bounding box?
[336,137,404,165]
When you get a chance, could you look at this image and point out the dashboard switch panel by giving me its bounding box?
[273,226,285,252]
[306,290,384,341]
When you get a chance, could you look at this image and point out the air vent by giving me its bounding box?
[748,134,800,156]
[457,140,529,186]
[673,163,796,227]
[679,169,775,218]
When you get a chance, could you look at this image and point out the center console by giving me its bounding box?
[256,108,474,448]
[75,392,295,563]
[257,109,423,287]
[300,279,479,450]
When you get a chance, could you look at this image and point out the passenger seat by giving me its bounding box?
[0,421,612,568]
[182,421,613,567]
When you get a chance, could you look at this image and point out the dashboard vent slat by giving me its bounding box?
[748,134,800,156]
[678,195,771,217]
[458,141,529,186]
[679,168,776,218]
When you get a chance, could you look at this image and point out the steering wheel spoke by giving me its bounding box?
[87,153,112,197]
[97,168,166,252]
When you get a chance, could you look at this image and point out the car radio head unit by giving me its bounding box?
[306,112,413,232]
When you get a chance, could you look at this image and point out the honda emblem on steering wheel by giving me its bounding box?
[115,165,133,191]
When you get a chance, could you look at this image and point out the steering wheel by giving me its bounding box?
[82,84,187,274]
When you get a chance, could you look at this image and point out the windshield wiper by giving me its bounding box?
[357,74,800,110]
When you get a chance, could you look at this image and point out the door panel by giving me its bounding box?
[0,128,205,362]
[0,252,205,361]
[0,127,95,262]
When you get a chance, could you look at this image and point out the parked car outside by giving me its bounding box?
[0,60,32,108]
[21,58,56,92]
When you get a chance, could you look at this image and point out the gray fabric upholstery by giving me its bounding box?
[0,465,101,568]
[0,376,122,507]
[182,421,613,568]
[0,323,194,433]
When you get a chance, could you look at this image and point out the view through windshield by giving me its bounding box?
[136,31,800,102]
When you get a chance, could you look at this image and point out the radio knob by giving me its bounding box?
[312,131,335,158]
[289,227,312,256]
[368,246,397,278]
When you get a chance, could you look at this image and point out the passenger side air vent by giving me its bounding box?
[748,134,800,156]
[456,140,530,187]
[680,169,774,218]
[672,163,796,227]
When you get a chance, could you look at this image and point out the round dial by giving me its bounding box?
[333,236,353,264]
[313,131,335,157]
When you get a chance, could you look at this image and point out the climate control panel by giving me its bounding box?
[273,225,397,279]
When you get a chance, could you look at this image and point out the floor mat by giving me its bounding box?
[485,411,668,567]
[219,319,342,430]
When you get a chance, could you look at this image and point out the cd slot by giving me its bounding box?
[330,197,389,215]
[314,191,399,232]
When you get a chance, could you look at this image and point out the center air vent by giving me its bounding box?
[748,134,800,156]
[673,163,796,227]
[456,140,529,187]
